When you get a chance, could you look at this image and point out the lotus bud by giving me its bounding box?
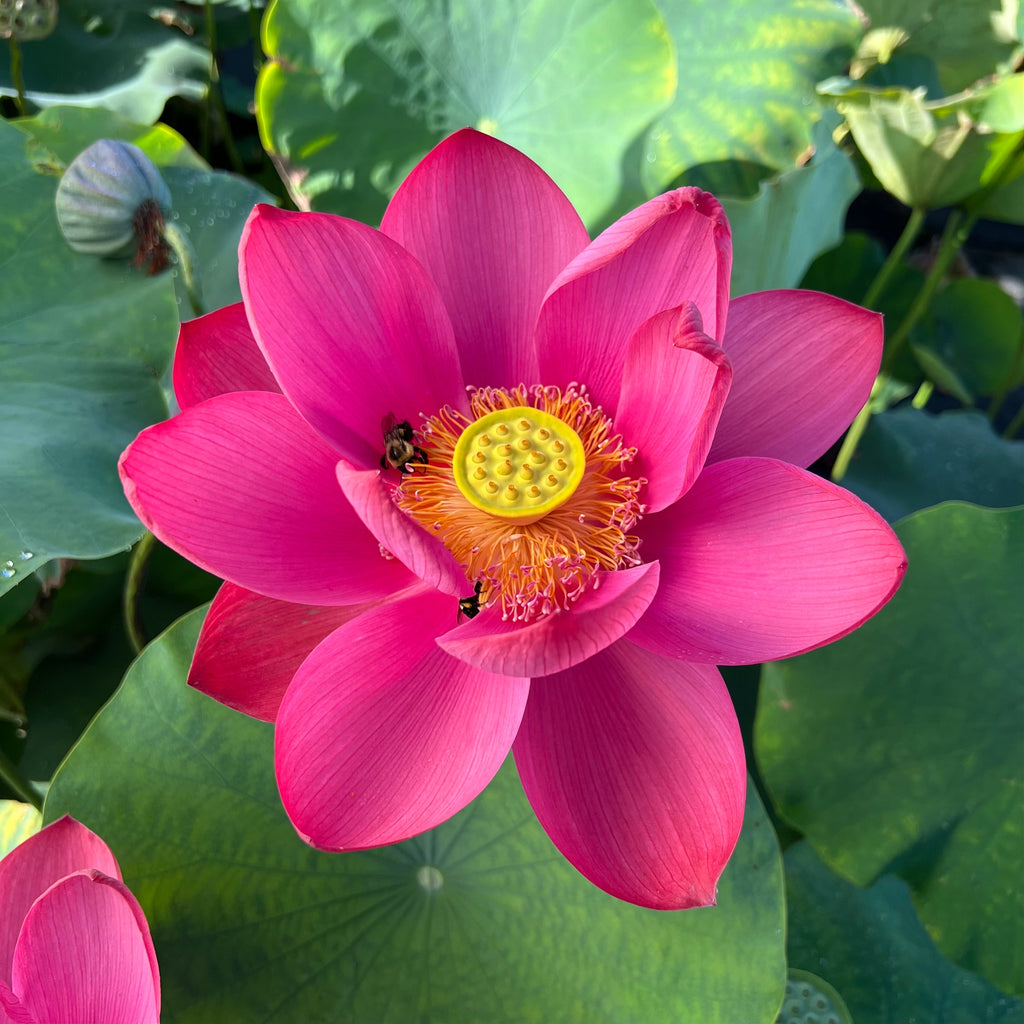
[55,139,174,274]
[0,0,58,42]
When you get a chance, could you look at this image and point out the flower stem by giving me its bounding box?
[160,220,205,317]
[831,384,878,481]
[123,530,158,656]
[911,379,934,409]
[862,207,926,309]
[0,746,43,811]
[880,208,969,375]
[8,36,27,116]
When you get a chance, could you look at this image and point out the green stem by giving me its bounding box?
[160,220,205,317]
[8,36,27,116]
[124,531,158,656]
[911,379,934,409]
[1002,403,1024,440]
[881,208,968,375]
[204,0,245,175]
[831,385,879,482]
[862,207,926,309]
[0,745,43,811]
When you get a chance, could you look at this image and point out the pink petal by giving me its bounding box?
[381,128,589,389]
[172,302,281,410]
[11,871,159,1024]
[614,304,732,512]
[0,817,120,982]
[189,582,381,723]
[335,459,467,599]
[513,639,746,909]
[240,204,467,467]
[630,457,908,664]
[0,981,33,1024]
[536,188,732,415]
[709,290,883,467]
[120,391,415,605]
[275,587,530,850]
[437,562,660,676]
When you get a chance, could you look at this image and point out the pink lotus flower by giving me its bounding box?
[0,817,160,1024]
[120,129,905,910]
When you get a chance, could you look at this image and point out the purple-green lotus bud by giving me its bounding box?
[0,0,58,42]
[55,139,173,273]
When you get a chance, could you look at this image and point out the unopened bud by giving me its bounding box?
[55,139,173,274]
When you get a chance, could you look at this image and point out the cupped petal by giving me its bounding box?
[11,871,159,1024]
[172,302,281,410]
[513,639,746,909]
[536,187,732,414]
[240,204,467,467]
[614,304,732,512]
[0,817,120,982]
[437,562,660,677]
[631,457,908,664]
[381,128,589,389]
[189,582,381,722]
[335,459,466,599]
[120,391,415,605]
[709,290,883,467]
[275,587,530,850]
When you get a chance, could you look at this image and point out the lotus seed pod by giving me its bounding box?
[0,0,58,41]
[775,970,852,1024]
[55,139,173,263]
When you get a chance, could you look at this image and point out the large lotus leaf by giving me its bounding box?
[842,408,1024,522]
[756,503,1024,995]
[855,0,1022,95]
[0,0,208,123]
[255,0,674,227]
[721,116,859,297]
[641,0,861,196]
[785,842,1024,1023]
[44,607,787,1024]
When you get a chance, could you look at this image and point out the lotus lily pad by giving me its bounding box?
[757,503,1024,995]
[255,0,674,226]
[45,606,788,1024]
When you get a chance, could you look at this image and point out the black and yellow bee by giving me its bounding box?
[458,580,485,621]
[380,413,428,473]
